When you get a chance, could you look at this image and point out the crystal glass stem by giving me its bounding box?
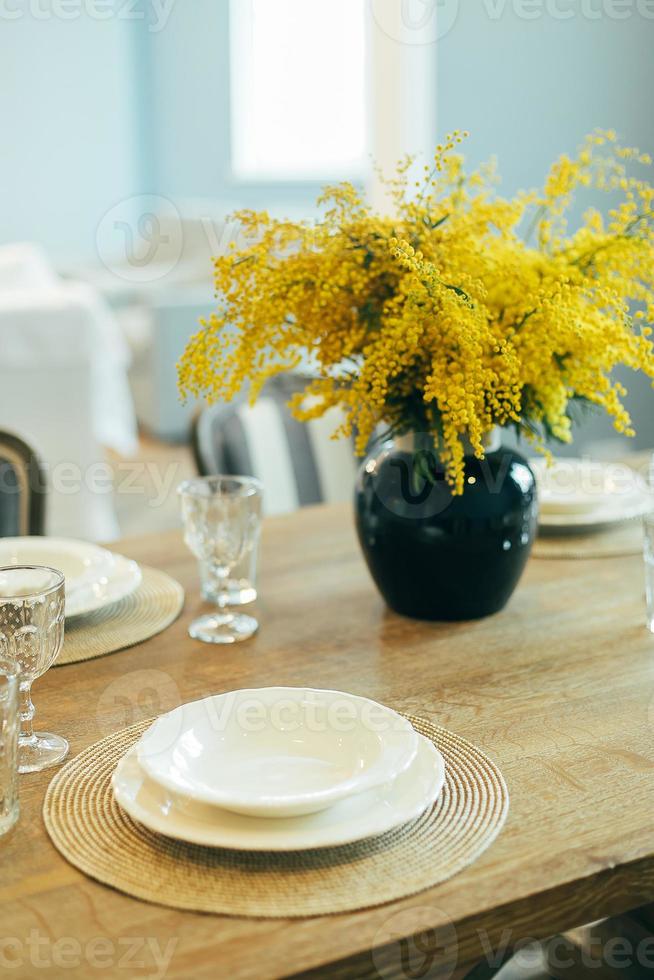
[215,570,231,611]
[18,680,36,748]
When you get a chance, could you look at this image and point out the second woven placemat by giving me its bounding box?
[57,567,184,666]
[43,715,509,918]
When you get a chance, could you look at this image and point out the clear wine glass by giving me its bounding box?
[0,566,67,773]
[178,477,263,644]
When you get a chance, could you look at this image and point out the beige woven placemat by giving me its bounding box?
[57,567,184,666]
[43,715,509,918]
[533,521,644,560]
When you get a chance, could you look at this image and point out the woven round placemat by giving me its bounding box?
[57,567,184,666]
[533,521,643,560]
[43,715,509,918]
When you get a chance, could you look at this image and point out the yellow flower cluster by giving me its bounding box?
[178,131,654,493]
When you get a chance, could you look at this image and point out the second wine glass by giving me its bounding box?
[0,565,67,773]
[178,476,263,644]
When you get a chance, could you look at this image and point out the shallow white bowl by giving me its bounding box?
[0,536,114,591]
[531,458,649,516]
[136,688,419,818]
[64,553,142,618]
[113,733,445,850]
[0,537,143,618]
[530,458,654,533]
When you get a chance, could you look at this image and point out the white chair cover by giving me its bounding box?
[0,244,138,539]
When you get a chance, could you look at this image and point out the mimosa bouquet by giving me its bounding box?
[179,131,654,493]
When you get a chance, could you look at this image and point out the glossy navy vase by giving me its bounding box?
[354,434,538,621]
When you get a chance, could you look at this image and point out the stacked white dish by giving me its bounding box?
[112,688,446,851]
[531,458,654,533]
[0,537,142,617]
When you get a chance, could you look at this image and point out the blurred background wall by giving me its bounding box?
[438,2,654,452]
[0,13,137,259]
[1,0,653,451]
[438,4,654,196]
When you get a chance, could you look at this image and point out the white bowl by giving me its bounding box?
[136,688,419,818]
[0,537,142,617]
[530,457,654,532]
[63,554,142,618]
[0,536,114,591]
[113,734,445,850]
[531,457,648,515]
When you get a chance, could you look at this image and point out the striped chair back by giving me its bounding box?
[192,378,358,515]
[0,431,45,536]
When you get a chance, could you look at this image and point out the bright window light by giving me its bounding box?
[230,0,368,181]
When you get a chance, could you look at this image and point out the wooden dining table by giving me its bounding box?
[3,501,654,979]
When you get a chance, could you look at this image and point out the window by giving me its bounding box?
[229,0,368,181]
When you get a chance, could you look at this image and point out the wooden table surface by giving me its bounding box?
[2,503,654,980]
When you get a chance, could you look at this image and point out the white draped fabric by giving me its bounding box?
[0,243,138,540]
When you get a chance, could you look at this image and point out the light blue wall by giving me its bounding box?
[437,6,654,451]
[137,0,230,199]
[0,0,328,266]
[4,3,650,258]
[0,8,139,264]
[437,6,654,192]
[140,0,326,213]
[1,2,653,450]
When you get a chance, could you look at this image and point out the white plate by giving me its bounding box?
[112,732,445,851]
[0,536,114,591]
[136,688,419,818]
[531,459,654,533]
[0,537,142,617]
[538,491,654,533]
[64,553,142,618]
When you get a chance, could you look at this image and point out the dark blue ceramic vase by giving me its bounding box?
[354,435,538,621]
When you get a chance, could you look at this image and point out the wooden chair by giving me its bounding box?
[0,430,45,536]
